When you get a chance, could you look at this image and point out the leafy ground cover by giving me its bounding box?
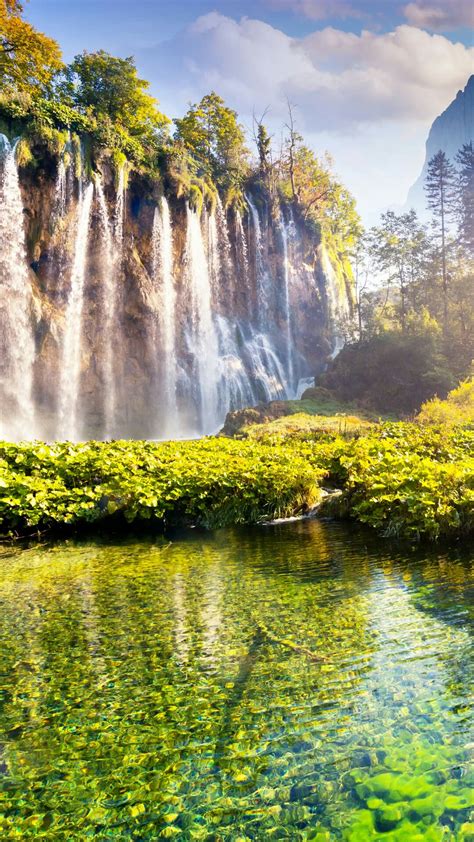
[220,387,380,437]
[0,438,324,537]
[0,423,472,541]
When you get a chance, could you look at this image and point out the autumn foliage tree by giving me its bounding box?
[0,0,62,98]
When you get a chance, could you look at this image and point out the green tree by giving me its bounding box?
[0,0,62,98]
[425,150,457,329]
[455,142,474,257]
[174,92,249,190]
[368,210,429,330]
[60,50,169,147]
[319,318,454,415]
[350,233,372,340]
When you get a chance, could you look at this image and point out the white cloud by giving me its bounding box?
[403,0,474,30]
[144,14,473,130]
[138,13,473,219]
[297,24,473,127]
[265,0,362,20]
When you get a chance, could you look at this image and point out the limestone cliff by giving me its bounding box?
[0,137,353,441]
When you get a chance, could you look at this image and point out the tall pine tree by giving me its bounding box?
[425,150,457,329]
[455,142,474,257]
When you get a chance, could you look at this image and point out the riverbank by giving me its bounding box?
[1,422,472,541]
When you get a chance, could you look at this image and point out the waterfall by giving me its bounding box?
[151,197,178,437]
[114,166,125,246]
[215,316,256,411]
[208,208,221,296]
[235,210,249,286]
[215,196,233,278]
[54,160,67,219]
[246,194,272,329]
[57,181,94,440]
[279,212,294,391]
[53,136,72,221]
[0,136,37,440]
[0,138,351,440]
[321,245,351,357]
[246,333,288,401]
[95,179,116,438]
[185,205,220,433]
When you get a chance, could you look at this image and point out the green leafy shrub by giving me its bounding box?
[0,438,325,536]
[319,329,455,415]
[334,434,474,540]
[14,137,33,168]
[418,376,474,426]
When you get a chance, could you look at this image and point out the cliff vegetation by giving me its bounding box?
[0,0,359,258]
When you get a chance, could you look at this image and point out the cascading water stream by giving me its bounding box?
[279,212,294,392]
[114,166,125,246]
[54,160,67,219]
[151,197,178,437]
[246,194,272,329]
[96,179,116,438]
[321,245,351,357]
[208,208,221,297]
[57,181,94,441]
[235,210,249,287]
[0,135,37,440]
[185,205,220,433]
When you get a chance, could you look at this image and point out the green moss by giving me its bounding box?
[111,149,130,188]
[71,133,82,180]
[14,137,34,168]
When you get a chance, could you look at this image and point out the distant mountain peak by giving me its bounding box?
[406,76,474,215]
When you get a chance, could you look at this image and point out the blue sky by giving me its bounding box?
[25,1,474,220]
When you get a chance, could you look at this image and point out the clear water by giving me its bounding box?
[0,521,472,840]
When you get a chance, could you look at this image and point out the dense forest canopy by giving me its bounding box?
[325,141,474,413]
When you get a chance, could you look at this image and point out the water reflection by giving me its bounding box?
[0,520,472,839]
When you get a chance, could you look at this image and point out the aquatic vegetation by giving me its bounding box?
[0,438,325,535]
[0,423,472,540]
[0,521,472,838]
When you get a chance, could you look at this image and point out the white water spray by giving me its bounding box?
[185,205,220,433]
[0,136,37,440]
[114,166,125,246]
[96,179,116,438]
[57,181,94,440]
[279,212,294,391]
[151,197,178,436]
[246,194,273,329]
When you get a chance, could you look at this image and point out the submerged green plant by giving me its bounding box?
[0,521,472,839]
